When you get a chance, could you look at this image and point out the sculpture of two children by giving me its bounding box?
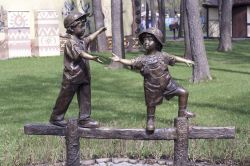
[49,11,195,132]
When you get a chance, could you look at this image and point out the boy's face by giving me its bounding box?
[142,34,157,52]
[72,20,86,37]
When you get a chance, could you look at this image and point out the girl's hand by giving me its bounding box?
[185,59,195,67]
[110,53,120,62]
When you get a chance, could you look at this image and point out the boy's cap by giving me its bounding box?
[138,27,164,46]
[64,11,89,29]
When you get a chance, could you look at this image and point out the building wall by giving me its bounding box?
[0,0,65,39]
[0,0,133,39]
[247,6,250,37]
[208,8,219,37]
[205,4,250,38]
[0,0,134,59]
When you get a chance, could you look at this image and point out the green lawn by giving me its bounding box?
[0,40,250,165]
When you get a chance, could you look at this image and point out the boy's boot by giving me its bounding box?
[49,106,67,127]
[49,113,67,127]
[146,107,155,132]
[178,106,195,118]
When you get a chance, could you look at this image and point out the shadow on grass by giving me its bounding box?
[0,75,60,123]
[206,41,250,65]
[0,73,146,126]
[190,93,250,115]
[210,67,250,75]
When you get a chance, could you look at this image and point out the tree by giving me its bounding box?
[217,0,233,52]
[127,0,141,52]
[186,0,212,83]
[182,0,191,60]
[146,1,150,28]
[150,0,157,27]
[62,0,75,17]
[132,0,141,35]
[109,0,125,69]
[158,0,166,43]
[178,0,183,38]
[92,0,108,52]
[165,0,181,17]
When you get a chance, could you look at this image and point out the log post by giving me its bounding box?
[174,117,189,166]
[65,119,80,166]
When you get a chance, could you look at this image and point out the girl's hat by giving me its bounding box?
[138,27,164,46]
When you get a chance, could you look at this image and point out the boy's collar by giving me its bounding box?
[69,34,82,42]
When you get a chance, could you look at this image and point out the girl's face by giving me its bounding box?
[72,21,86,37]
[142,34,157,52]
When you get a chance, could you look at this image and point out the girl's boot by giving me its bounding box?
[146,106,156,131]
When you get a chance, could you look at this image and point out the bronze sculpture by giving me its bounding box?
[111,27,195,132]
[49,11,106,128]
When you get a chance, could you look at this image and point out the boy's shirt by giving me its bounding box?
[63,35,91,84]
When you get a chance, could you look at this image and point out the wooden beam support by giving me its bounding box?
[65,119,80,166]
[24,124,176,140]
[174,117,189,166]
[24,124,235,140]
[78,127,176,140]
[189,126,235,139]
[24,123,65,136]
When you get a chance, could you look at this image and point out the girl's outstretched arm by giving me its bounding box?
[169,54,194,67]
[110,53,133,66]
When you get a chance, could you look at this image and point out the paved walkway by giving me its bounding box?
[35,158,231,166]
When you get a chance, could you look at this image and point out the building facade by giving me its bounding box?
[203,0,250,38]
[0,0,135,60]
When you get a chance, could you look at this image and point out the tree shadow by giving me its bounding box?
[210,67,250,75]
[189,93,250,115]
[0,75,60,122]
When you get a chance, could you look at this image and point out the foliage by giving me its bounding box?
[0,40,250,165]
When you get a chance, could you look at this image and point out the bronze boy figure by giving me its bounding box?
[111,27,195,132]
[49,11,106,128]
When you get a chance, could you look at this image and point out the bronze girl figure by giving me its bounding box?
[111,27,195,132]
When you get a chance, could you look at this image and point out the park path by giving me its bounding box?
[34,158,231,166]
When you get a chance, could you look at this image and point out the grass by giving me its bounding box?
[0,39,250,165]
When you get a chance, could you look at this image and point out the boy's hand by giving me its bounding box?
[92,56,104,64]
[100,27,107,32]
[110,53,120,62]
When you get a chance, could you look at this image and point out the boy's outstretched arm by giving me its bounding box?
[169,54,194,67]
[80,51,103,63]
[88,27,107,42]
[111,53,133,66]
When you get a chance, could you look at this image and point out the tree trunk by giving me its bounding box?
[109,0,125,69]
[217,0,232,52]
[132,0,141,35]
[158,0,166,43]
[186,0,212,83]
[150,0,157,27]
[127,0,141,52]
[146,1,150,28]
[183,0,191,60]
[178,0,184,38]
[92,0,108,52]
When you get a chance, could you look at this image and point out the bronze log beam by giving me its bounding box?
[24,123,235,140]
